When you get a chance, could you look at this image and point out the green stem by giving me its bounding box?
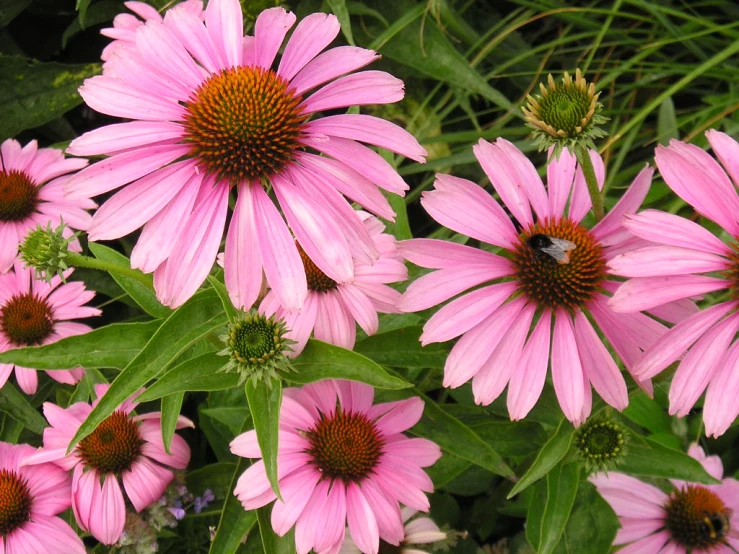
[575,145,604,222]
[66,252,152,287]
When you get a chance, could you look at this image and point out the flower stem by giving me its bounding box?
[575,145,604,222]
[66,252,153,287]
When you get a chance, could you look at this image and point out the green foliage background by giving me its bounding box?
[1,0,738,552]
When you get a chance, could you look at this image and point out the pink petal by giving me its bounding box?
[374,466,429,512]
[224,183,263,310]
[67,121,184,156]
[302,135,408,195]
[154,178,228,308]
[472,302,535,406]
[592,165,653,242]
[252,185,307,311]
[707,129,739,187]
[314,292,356,349]
[614,517,665,545]
[383,438,441,468]
[420,173,519,249]
[359,479,404,545]
[307,115,427,163]
[204,0,243,68]
[669,312,739,417]
[346,482,380,554]
[399,238,505,269]
[337,285,378,336]
[375,397,424,435]
[608,246,727,278]
[135,21,206,91]
[420,282,518,345]
[278,13,340,81]
[656,140,739,236]
[551,312,586,425]
[574,310,627,410]
[704,341,739,438]
[301,71,404,113]
[508,310,552,420]
[15,367,38,395]
[254,7,295,69]
[335,380,374,415]
[443,299,526,389]
[622,210,729,256]
[122,457,173,511]
[633,301,736,379]
[271,466,321,536]
[89,473,126,545]
[164,6,221,73]
[64,144,190,199]
[87,160,193,241]
[290,46,379,96]
[610,275,729,313]
[547,147,576,216]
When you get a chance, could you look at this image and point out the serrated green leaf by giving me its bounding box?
[508,418,575,498]
[0,56,100,139]
[69,289,227,450]
[160,392,184,453]
[210,415,258,554]
[354,326,448,369]
[619,437,720,484]
[0,382,47,434]
[208,275,240,323]
[327,0,354,45]
[288,339,412,390]
[246,379,282,500]
[0,320,160,369]
[137,352,230,402]
[527,462,580,554]
[88,243,172,319]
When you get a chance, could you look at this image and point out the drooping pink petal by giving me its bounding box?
[88,473,126,545]
[224,183,263,310]
[271,466,322,536]
[122,457,173,512]
[346,482,380,554]
[508,310,552,420]
[707,129,739,187]
[552,312,586,425]
[704,341,739,437]
[314,292,356,349]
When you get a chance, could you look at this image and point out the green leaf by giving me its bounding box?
[374,11,511,111]
[619,437,720,484]
[326,0,354,45]
[88,243,172,319]
[137,352,230,402]
[257,506,295,554]
[0,382,47,434]
[551,482,619,554]
[210,425,258,554]
[0,0,32,27]
[288,339,412,390]
[208,275,240,323]
[657,96,679,145]
[69,289,227,450]
[0,56,100,139]
[622,391,672,434]
[527,462,581,554]
[160,392,184,453]
[354,326,448,369]
[201,407,250,434]
[410,389,514,479]
[246,379,283,499]
[508,418,575,498]
[0,320,161,369]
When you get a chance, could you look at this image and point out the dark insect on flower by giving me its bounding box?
[527,234,577,264]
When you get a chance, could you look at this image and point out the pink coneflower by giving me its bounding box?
[22,384,193,545]
[590,443,739,553]
[0,138,93,273]
[100,0,204,61]
[339,507,446,554]
[399,138,695,425]
[260,212,407,355]
[609,131,739,437]
[0,260,100,394]
[0,441,86,553]
[66,0,426,310]
[230,379,441,554]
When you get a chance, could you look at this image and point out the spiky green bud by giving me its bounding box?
[218,310,295,387]
[575,415,628,473]
[19,221,76,282]
[522,69,609,157]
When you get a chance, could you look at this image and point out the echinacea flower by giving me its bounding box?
[609,130,739,438]
[66,0,426,309]
[23,384,193,545]
[0,441,86,553]
[229,379,441,554]
[590,443,739,553]
[399,138,695,425]
[0,260,100,394]
[0,138,93,273]
[339,507,446,554]
[260,212,407,355]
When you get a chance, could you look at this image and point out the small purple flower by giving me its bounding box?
[194,489,215,514]
[167,499,186,520]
